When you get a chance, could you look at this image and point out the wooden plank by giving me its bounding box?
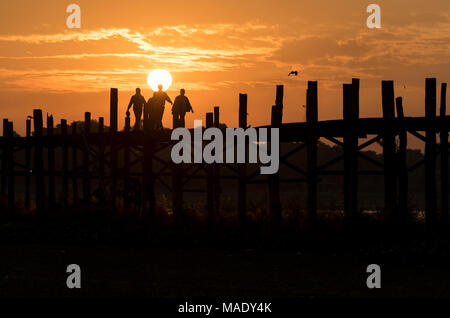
[47,114,55,211]
[343,82,359,222]
[19,115,444,145]
[440,83,448,225]
[25,118,31,209]
[61,119,68,210]
[306,81,318,226]
[425,78,437,230]
[71,122,78,204]
[33,109,45,215]
[381,81,397,218]
[396,97,408,222]
[238,93,247,227]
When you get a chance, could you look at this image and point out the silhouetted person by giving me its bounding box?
[152,84,172,129]
[126,88,146,130]
[172,89,194,128]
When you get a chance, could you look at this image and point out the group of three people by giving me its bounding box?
[126,84,193,130]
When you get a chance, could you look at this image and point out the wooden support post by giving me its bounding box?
[238,94,248,227]
[343,82,359,222]
[172,133,184,227]
[396,97,408,222]
[33,109,45,215]
[83,112,91,203]
[425,78,437,230]
[110,88,118,132]
[214,106,220,127]
[61,119,68,210]
[172,165,183,226]
[47,114,55,212]
[110,88,118,212]
[269,85,283,228]
[99,117,104,132]
[143,126,156,220]
[440,83,448,225]
[124,114,130,214]
[71,122,78,204]
[276,85,284,118]
[213,106,221,221]
[306,81,318,227]
[1,119,7,199]
[97,117,106,204]
[352,78,360,119]
[25,118,31,209]
[206,112,214,126]
[268,105,282,228]
[7,121,15,216]
[206,112,215,227]
[143,102,156,219]
[381,81,397,219]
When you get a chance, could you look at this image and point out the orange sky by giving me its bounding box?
[0,0,449,150]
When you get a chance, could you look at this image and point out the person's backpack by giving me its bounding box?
[184,96,193,113]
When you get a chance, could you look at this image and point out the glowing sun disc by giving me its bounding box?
[147,69,172,91]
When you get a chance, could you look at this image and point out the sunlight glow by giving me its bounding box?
[147,69,172,91]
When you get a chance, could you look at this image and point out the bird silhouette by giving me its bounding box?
[288,71,298,76]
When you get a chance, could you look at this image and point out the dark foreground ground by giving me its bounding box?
[1,243,450,299]
[1,214,450,300]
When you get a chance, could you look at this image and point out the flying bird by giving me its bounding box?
[288,71,298,76]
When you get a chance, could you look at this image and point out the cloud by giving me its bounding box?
[0,14,449,94]
[268,18,450,83]
[0,24,283,92]
[271,36,371,64]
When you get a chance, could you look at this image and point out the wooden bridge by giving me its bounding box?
[0,78,448,230]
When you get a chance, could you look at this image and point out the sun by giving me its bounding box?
[147,69,172,92]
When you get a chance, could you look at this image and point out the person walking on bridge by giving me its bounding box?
[126,88,146,130]
[152,84,172,129]
[172,88,193,128]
